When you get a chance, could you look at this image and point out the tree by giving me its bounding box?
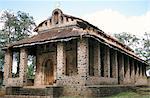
[142,32,150,61]
[114,32,150,70]
[0,11,16,43]
[27,64,35,79]
[0,10,36,43]
[114,32,140,51]
[0,10,36,71]
[27,55,36,79]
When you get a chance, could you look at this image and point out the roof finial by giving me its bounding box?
[55,0,61,9]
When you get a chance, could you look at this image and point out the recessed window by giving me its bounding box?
[45,22,47,26]
[66,17,68,22]
[54,11,59,24]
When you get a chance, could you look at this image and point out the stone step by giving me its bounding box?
[2,95,53,98]
[134,86,150,95]
[6,86,63,97]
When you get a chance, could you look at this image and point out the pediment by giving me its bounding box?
[34,9,80,33]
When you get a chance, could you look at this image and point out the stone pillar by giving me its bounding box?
[124,56,131,84]
[3,49,12,86]
[56,42,65,85]
[139,64,143,77]
[143,65,146,77]
[77,38,89,86]
[131,60,135,84]
[135,62,147,85]
[111,50,118,78]
[135,62,139,83]
[34,54,44,86]
[104,46,110,77]
[142,65,144,77]
[137,63,140,77]
[19,48,28,86]
[118,53,124,84]
[94,43,101,76]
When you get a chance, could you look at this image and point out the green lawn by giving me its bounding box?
[110,91,150,98]
[61,91,150,98]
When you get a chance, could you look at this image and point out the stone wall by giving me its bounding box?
[34,43,57,86]
[5,85,135,97]
[86,77,118,85]
[56,38,89,86]
[4,48,28,87]
[4,85,150,97]
[6,86,63,97]
[4,38,148,88]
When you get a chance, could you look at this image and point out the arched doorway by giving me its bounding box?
[43,59,54,85]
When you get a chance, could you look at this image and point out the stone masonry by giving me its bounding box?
[3,9,149,97]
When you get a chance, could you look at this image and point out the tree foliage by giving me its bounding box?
[0,10,36,44]
[114,32,140,49]
[27,55,36,79]
[0,10,36,71]
[142,33,150,61]
[27,64,35,79]
[114,32,150,68]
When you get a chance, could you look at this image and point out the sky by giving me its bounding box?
[0,0,150,36]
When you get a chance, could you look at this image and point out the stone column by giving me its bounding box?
[104,46,110,77]
[142,65,144,77]
[77,38,89,86]
[111,50,118,78]
[118,53,124,84]
[139,64,143,77]
[34,54,43,86]
[94,43,101,77]
[3,49,12,86]
[56,42,65,85]
[137,63,140,77]
[135,62,139,83]
[131,60,135,84]
[19,48,28,86]
[124,56,131,84]
[143,65,146,77]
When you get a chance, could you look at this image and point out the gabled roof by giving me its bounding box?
[6,27,86,48]
[4,9,148,65]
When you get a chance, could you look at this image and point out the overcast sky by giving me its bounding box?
[0,0,150,36]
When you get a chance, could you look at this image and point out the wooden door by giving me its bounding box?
[44,59,54,85]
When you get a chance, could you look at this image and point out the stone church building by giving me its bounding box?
[3,9,148,97]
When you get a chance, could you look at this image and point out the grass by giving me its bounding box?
[60,91,150,98]
[110,91,150,98]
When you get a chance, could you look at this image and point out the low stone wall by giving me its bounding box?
[6,86,63,97]
[2,95,52,98]
[62,85,134,97]
[86,85,133,97]
[5,85,137,97]
[56,76,118,86]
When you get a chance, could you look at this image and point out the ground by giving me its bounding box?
[110,91,150,98]
[60,90,150,98]
[60,91,150,98]
[0,86,149,98]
